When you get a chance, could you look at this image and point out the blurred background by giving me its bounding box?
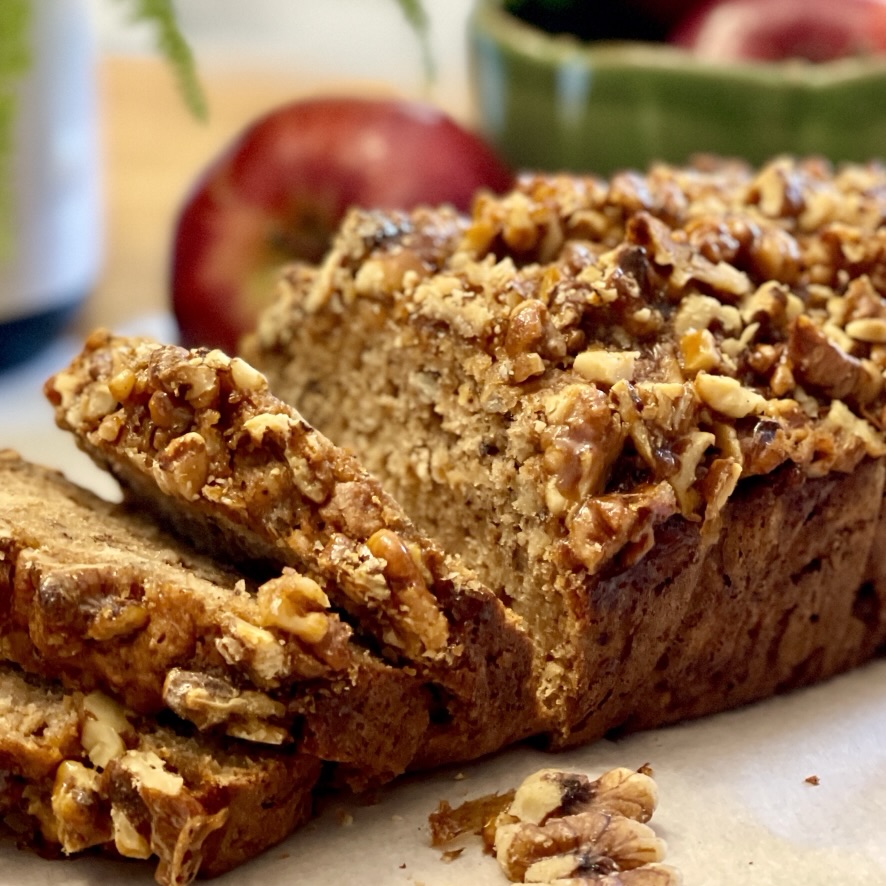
[66,0,475,334]
[91,0,473,99]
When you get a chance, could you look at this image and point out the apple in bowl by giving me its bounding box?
[671,0,886,61]
[171,96,514,353]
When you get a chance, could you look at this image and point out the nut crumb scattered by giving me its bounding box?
[441,848,464,863]
[805,775,821,786]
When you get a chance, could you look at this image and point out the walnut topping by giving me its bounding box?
[229,355,269,393]
[107,367,136,402]
[678,329,719,374]
[485,767,675,885]
[846,317,886,343]
[216,615,288,686]
[117,749,184,797]
[788,315,881,404]
[574,350,640,387]
[542,384,621,515]
[153,431,210,501]
[257,570,333,644]
[112,804,152,859]
[79,383,118,424]
[51,761,111,853]
[673,294,742,339]
[694,373,766,419]
[364,528,450,655]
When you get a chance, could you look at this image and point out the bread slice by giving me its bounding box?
[43,339,543,770]
[0,662,320,886]
[242,156,886,745]
[0,449,435,782]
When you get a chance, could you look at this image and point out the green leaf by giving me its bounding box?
[393,0,435,82]
[121,0,207,120]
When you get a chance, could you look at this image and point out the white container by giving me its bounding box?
[0,0,101,368]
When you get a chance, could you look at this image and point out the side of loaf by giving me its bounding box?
[243,156,886,744]
[0,661,320,885]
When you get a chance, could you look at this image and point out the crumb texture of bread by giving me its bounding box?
[243,156,886,742]
[0,663,320,886]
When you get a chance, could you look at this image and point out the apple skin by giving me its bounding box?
[625,0,700,29]
[171,97,514,353]
[671,0,886,62]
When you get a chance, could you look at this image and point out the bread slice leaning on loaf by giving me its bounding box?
[242,155,886,746]
[0,662,320,886]
[43,337,543,771]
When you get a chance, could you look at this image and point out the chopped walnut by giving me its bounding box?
[51,761,111,853]
[80,691,133,769]
[162,668,288,744]
[257,570,333,645]
[364,528,450,655]
[153,432,211,501]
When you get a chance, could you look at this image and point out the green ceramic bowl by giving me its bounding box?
[467,0,886,175]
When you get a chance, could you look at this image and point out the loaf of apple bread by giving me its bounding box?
[0,662,320,886]
[242,155,886,747]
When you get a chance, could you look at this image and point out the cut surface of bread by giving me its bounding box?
[243,156,886,742]
[0,663,320,886]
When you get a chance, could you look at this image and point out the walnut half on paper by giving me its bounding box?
[491,767,681,886]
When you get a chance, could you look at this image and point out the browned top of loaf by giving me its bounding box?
[0,663,320,886]
[251,156,886,573]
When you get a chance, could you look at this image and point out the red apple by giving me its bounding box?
[625,0,700,29]
[671,0,886,62]
[171,96,514,353]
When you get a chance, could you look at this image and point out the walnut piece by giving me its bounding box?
[162,668,288,744]
[80,691,133,769]
[486,767,676,885]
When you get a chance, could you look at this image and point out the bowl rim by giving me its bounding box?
[469,0,886,88]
